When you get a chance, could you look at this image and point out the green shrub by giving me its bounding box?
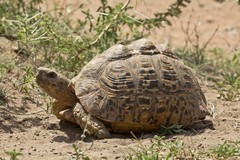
[0,0,191,73]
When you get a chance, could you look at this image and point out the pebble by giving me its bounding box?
[102,140,108,143]
[100,156,107,159]
[34,131,40,136]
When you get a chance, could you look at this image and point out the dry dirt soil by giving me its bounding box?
[0,0,240,160]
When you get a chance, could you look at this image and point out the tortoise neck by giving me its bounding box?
[57,82,79,107]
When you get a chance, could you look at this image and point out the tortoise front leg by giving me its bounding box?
[52,100,77,124]
[73,103,111,139]
[59,108,78,124]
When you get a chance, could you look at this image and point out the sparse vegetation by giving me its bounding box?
[215,52,240,101]
[0,0,191,73]
[1,140,240,160]
[157,124,185,136]
[178,15,219,67]
[125,137,240,160]
[0,149,22,160]
[71,144,90,160]
[178,45,240,101]
[208,140,240,159]
[175,10,240,101]
[19,64,35,94]
[0,61,16,105]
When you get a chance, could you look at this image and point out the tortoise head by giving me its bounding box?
[36,67,71,100]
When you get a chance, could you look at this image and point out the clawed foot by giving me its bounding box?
[59,108,77,124]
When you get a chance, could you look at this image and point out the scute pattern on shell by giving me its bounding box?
[73,39,208,132]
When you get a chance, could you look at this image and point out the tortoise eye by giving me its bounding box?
[47,71,57,78]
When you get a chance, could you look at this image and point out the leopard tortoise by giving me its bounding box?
[36,39,209,139]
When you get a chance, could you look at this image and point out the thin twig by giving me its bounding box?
[131,9,149,19]
[76,0,131,54]
[202,26,219,50]
[180,10,195,49]
[130,131,146,150]
[193,21,200,52]
[90,0,130,46]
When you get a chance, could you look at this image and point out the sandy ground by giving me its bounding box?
[0,0,240,159]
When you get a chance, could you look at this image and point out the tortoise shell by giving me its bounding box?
[72,39,208,132]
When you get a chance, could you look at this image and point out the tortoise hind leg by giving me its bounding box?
[73,103,111,139]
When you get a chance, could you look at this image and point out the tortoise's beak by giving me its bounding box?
[36,67,47,86]
[36,68,43,78]
[37,67,45,75]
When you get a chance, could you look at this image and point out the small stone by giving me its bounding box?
[102,140,108,143]
[100,156,107,159]
[34,131,40,136]
[37,100,43,106]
